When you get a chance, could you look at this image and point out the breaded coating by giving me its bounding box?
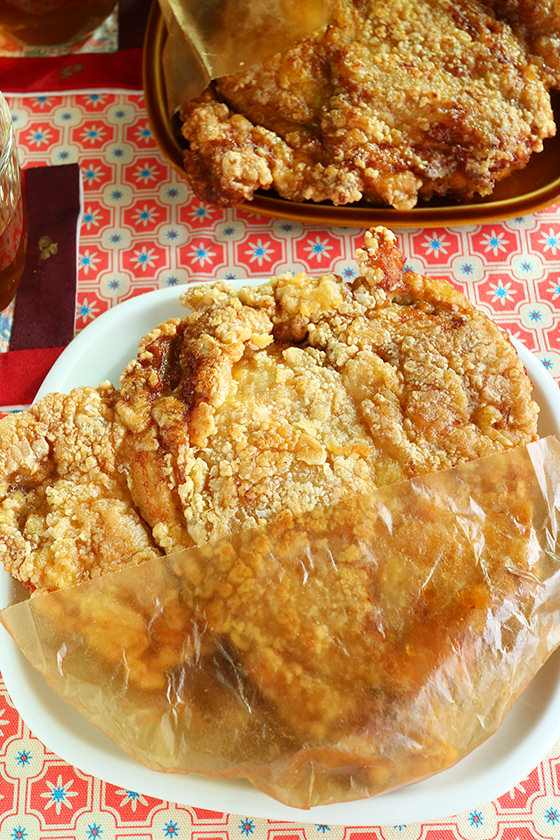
[180,0,556,210]
[481,0,560,87]
[115,227,538,553]
[0,228,539,593]
[0,386,159,592]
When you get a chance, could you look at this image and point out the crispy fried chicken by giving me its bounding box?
[480,0,560,86]
[176,445,553,749]
[0,386,159,592]
[115,227,538,553]
[0,227,546,807]
[0,228,539,590]
[180,0,557,210]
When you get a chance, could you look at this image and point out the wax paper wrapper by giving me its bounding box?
[3,436,560,809]
[157,0,334,110]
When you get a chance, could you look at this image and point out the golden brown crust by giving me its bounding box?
[0,386,159,592]
[480,0,560,86]
[0,228,539,593]
[180,0,556,209]
[115,227,538,553]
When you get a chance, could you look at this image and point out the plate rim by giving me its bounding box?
[3,282,560,825]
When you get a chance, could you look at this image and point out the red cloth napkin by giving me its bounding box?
[0,346,65,412]
[0,49,143,92]
[0,0,152,93]
[0,163,81,414]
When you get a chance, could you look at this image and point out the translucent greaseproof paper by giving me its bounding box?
[158,0,334,109]
[2,436,560,808]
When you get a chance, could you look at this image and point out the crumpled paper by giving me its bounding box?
[158,0,334,110]
[2,436,560,808]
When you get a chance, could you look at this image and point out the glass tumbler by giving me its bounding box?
[0,91,26,312]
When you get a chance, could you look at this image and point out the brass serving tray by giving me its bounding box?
[143,1,560,228]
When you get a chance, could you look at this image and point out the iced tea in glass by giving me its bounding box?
[0,92,26,312]
[0,0,117,49]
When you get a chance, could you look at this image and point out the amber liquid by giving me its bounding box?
[0,0,116,47]
[0,221,26,311]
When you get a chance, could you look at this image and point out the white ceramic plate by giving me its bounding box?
[2,283,560,826]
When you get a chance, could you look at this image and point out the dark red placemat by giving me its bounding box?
[0,163,81,411]
[9,164,81,351]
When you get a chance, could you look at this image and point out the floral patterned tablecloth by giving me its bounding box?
[1,9,560,838]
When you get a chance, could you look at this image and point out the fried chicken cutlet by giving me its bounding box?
[0,228,539,593]
[175,443,555,756]
[180,0,556,210]
[115,227,538,554]
[0,228,546,806]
